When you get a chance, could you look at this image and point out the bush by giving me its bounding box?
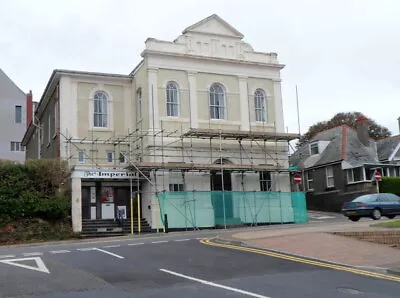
[380,177,400,195]
[0,159,70,224]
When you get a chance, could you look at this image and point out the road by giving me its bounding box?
[0,212,398,297]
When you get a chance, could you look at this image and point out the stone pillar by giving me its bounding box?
[273,79,284,132]
[148,68,159,130]
[238,76,250,131]
[187,72,198,128]
[71,177,82,233]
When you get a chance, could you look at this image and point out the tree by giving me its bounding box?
[297,112,391,147]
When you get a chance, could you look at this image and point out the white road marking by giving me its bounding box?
[50,250,70,254]
[152,240,168,244]
[93,248,124,259]
[0,255,16,259]
[174,239,190,242]
[160,269,271,298]
[0,257,50,274]
[103,245,121,248]
[77,248,94,251]
[128,243,144,246]
[196,237,205,240]
[22,252,43,256]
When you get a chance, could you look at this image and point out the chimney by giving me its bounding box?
[26,90,33,128]
[356,116,370,146]
[398,117,400,134]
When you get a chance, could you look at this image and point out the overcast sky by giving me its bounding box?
[1,0,399,137]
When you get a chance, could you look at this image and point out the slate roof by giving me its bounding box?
[376,135,400,161]
[290,125,398,169]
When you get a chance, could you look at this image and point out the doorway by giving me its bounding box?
[210,158,233,219]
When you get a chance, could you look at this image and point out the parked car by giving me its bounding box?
[342,193,400,222]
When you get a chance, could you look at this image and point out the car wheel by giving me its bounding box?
[387,215,396,219]
[372,208,382,220]
[349,216,360,222]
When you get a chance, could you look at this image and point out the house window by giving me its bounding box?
[119,152,126,163]
[93,91,108,128]
[310,142,319,155]
[15,105,22,123]
[52,101,57,138]
[306,171,314,190]
[209,83,226,119]
[107,152,114,163]
[259,171,272,191]
[326,166,334,187]
[10,141,24,152]
[254,89,266,122]
[169,184,184,192]
[78,151,85,164]
[347,167,364,183]
[136,88,142,121]
[166,82,179,117]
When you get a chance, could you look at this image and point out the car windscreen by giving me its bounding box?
[352,194,377,203]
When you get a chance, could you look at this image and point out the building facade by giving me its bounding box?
[0,68,32,162]
[22,14,300,234]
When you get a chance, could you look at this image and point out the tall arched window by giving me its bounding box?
[93,91,108,127]
[136,88,142,121]
[166,82,179,117]
[209,83,226,119]
[254,89,266,122]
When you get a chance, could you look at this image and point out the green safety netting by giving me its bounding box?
[156,191,308,229]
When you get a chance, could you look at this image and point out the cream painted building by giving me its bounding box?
[22,14,299,234]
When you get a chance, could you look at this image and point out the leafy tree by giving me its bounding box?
[297,112,391,147]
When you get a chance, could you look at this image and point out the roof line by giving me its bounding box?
[0,68,26,95]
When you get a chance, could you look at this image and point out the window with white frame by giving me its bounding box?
[166,82,179,117]
[15,105,22,123]
[107,152,114,163]
[347,167,364,183]
[136,88,142,121]
[47,114,51,144]
[310,142,319,155]
[10,141,24,152]
[326,166,334,187]
[306,171,314,190]
[169,184,184,192]
[78,151,85,164]
[93,91,108,128]
[209,83,226,119]
[254,89,266,122]
[259,171,272,191]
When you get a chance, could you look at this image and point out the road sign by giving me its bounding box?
[293,173,302,184]
[374,171,382,181]
[0,257,50,274]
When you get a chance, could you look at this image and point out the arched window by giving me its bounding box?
[209,83,226,119]
[254,89,266,122]
[166,82,179,117]
[93,91,108,127]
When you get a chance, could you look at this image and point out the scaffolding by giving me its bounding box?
[61,86,305,231]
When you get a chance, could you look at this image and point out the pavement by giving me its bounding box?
[217,211,400,276]
[0,211,398,297]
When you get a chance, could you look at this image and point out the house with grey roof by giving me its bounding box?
[0,68,32,163]
[290,117,400,212]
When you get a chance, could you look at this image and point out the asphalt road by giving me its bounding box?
[0,221,399,298]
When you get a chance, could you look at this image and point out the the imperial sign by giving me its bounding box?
[72,168,139,179]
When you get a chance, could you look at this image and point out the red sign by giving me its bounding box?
[293,173,302,184]
[374,171,382,181]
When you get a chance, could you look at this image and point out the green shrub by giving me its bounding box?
[380,177,400,195]
[0,159,71,224]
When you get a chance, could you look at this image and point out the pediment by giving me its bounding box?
[182,14,244,39]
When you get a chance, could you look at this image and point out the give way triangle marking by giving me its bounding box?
[0,257,50,274]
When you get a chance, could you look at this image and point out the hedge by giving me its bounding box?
[0,159,70,224]
[380,177,400,196]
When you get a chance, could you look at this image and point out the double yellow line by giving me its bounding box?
[200,238,400,283]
